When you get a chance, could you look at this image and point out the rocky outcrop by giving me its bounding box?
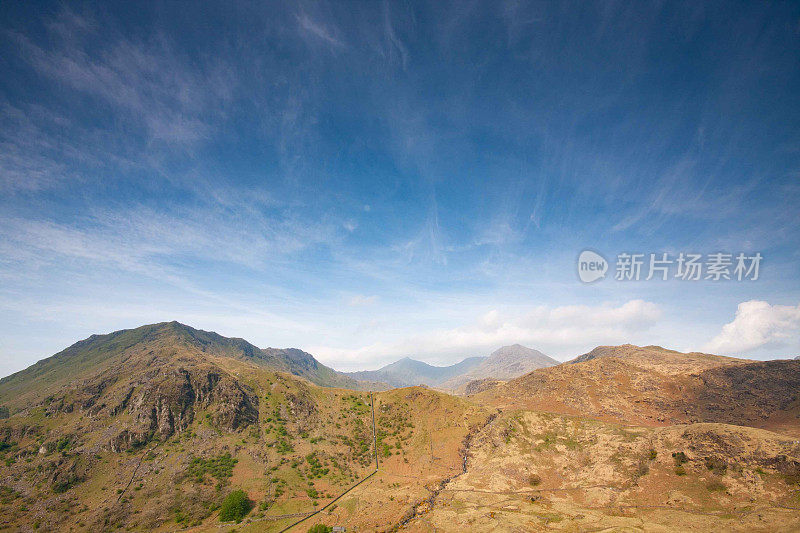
[110,366,258,451]
[464,378,501,396]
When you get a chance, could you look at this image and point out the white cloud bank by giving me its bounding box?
[310,299,662,369]
[703,300,800,355]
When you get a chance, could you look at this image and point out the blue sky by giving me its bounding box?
[1,1,799,375]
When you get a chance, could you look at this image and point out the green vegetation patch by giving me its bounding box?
[0,486,19,504]
[187,453,238,484]
[219,489,253,523]
[305,452,329,478]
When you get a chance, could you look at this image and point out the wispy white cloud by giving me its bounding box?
[297,12,345,49]
[10,9,233,146]
[382,1,409,70]
[0,197,344,287]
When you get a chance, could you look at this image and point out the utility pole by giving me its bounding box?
[370,391,378,470]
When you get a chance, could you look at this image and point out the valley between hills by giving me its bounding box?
[0,322,798,532]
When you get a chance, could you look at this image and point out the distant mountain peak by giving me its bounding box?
[349,345,558,390]
[346,355,485,388]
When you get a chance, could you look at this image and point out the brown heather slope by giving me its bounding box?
[0,322,379,409]
[570,344,750,374]
[414,411,800,532]
[474,345,800,434]
[400,346,800,531]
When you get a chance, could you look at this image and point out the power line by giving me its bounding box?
[277,391,380,533]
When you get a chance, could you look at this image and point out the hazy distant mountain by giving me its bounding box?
[346,356,485,388]
[439,344,559,389]
[348,344,558,389]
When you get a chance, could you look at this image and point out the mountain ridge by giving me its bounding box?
[0,322,379,402]
[475,344,800,433]
[346,356,486,388]
[345,344,558,388]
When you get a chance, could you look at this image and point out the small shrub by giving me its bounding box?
[648,449,657,460]
[219,490,253,523]
[307,525,332,533]
[52,480,74,493]
[672,451,688,466]
[706,480,726,492]
[704,456,727,474]
[528,474,542,486]
[674,466,686,476]
[0,486,19,504]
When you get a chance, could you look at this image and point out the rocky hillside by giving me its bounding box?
[0,322,489,532]
[1,331,798,532]
[475,344,800,433]
[0,322,377,408]
[570,344,750,374]
[417,411,800,532]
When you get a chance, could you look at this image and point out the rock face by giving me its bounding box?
[0,322,267,451]
[463,378,501,396]
[111,366,258,450]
